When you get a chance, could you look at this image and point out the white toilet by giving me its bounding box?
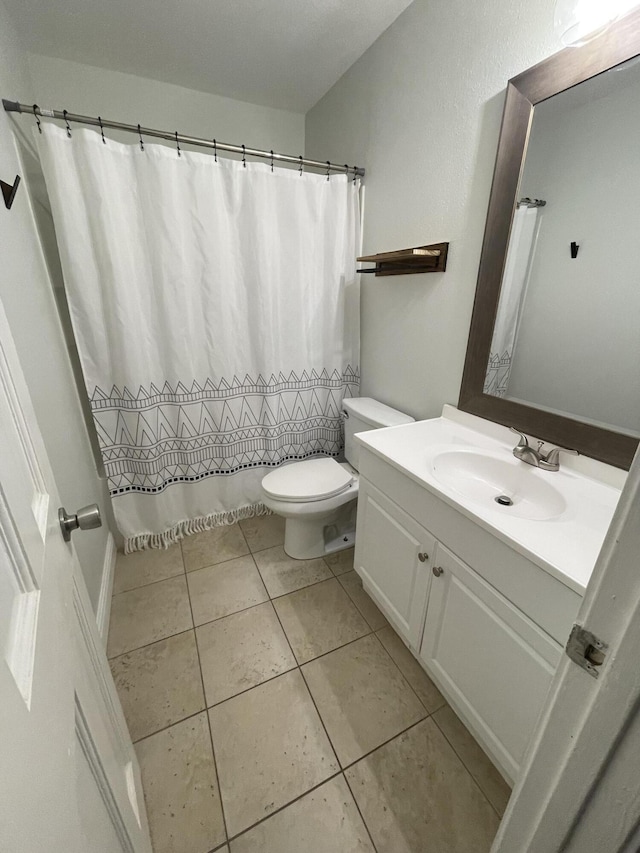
[261,397,414,559]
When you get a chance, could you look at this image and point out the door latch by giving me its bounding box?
[565,624,607,679]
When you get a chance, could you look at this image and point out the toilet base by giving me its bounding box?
[283,503,357,560]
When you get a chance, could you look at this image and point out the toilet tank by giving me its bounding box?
[342,397,414,471]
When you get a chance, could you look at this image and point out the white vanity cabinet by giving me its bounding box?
[354,447,581,784]
[420,542,561,781]
[355,482,435,650]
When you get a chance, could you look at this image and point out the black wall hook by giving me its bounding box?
[570,241,579,259]
[1,175,21,209]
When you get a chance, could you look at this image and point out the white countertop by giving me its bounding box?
[355,405,625,594]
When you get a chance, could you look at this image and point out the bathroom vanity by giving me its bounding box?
[353,405,623,784]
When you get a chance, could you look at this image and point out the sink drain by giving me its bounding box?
[495,495,513,507]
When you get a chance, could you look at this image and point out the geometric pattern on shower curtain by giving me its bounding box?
[92,366,360,495]
[483,352,512,397]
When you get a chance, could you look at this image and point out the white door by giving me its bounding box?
[355,480,435,649]
[0,300,151,852]
[493,446,640,852]
[420,542,561,783]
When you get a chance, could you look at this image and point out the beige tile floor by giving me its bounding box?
[108,515,511,853]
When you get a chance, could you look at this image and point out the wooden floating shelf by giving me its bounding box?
[357,242,449,276]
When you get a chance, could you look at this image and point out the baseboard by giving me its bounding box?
[96,532,117,647]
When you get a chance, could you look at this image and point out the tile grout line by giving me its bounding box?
[207,842,229,853]
[253,552,335,601]
[430,711,506,821]
[262,582,376,848]
[107,625,196,662]
[113,547,349,654]
[113,530,372,847]
[212,666,433,849]
[340,714,432,773]
[369,630,440,719]
[224,768,345,845]
[112,567,186,598]
[296,660,380,853]
[118,529,468,848]
[109,582,375,674]
[341,770,380,853]
[336,571,389,633]
[269,554,427,853]
[132,706,209,746]
[201,622,380,713]
[184,552,231,848]
[111,534,347,597]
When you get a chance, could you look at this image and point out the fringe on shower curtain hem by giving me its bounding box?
[124,502,273,553]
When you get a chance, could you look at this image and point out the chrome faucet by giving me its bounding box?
[510,428,578,471]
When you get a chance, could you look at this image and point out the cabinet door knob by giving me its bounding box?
[432,565,444,577]
[418,552,429,563]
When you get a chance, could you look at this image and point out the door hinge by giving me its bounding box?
[565,624,608,679]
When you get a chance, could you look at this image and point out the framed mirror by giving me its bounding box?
[459,8,640,469]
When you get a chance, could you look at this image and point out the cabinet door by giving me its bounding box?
[420,544,561,783]
[355,481,435,649]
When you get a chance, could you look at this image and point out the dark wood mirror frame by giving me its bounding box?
[458,8,640,469]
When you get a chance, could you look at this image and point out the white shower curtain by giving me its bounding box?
[484,205,539,397]
[36,124,360,551]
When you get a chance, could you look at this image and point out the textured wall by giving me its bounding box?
[306,0,562,420]
[28,54,305,156]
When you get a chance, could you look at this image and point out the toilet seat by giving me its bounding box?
[262,458,353,503]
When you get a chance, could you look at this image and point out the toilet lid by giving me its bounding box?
[262,458,354,502]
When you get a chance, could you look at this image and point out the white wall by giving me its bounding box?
[508,79,640,436]
[0,0,110,610]
[305,0,563,421]
[27,54,305,156]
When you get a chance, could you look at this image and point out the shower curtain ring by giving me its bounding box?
[137,124,144,151]
[353,167,357,185]
[32,104,41,133]
[299,155,303,176]
[242,144,246,168]
[270,150,274,172]
[63,109,72,138]
[213,139,217,162]
[175,131,181,157]
[326,161,331,181]
[98,116,106,144]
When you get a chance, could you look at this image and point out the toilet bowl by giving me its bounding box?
[261,397,414,559]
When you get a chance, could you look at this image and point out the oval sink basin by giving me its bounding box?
[430,450,567,521]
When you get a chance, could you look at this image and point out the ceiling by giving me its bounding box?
[6,0,414,112]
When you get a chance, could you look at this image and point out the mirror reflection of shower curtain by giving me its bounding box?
[484,205,540,397]
[35,124,360,551]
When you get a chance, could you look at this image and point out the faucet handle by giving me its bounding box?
[539,445,579,471]
[509,427,529,446]
[544,446,578,464]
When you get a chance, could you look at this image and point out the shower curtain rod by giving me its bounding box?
[2,99,365,178]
